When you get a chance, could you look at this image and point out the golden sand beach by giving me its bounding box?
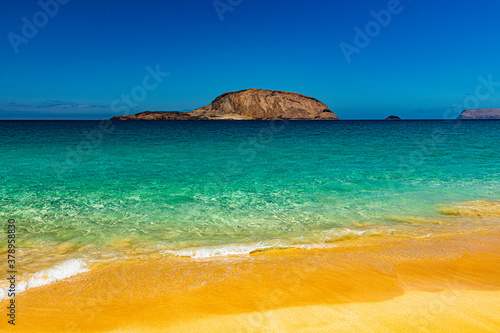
[1,230,499,332]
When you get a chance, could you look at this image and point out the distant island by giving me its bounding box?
[457,109,500,119]
[111,89,339,121]
[385,115,402,120]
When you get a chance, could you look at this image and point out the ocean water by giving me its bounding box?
[0,120,499,295]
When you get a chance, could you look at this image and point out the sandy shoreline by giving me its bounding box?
[2,231,500,332]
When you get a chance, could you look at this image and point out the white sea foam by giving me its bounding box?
[163,241,340,259]
[161,227,395,259]
[164,243,276,259]
[0,259,89,301]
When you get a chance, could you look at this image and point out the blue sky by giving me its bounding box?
[1,0,500,119]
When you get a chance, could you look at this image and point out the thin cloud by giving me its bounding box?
[37,101,107,109]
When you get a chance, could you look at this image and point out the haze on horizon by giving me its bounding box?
[1,0,500,120]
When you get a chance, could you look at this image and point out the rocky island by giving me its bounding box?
[384,115,402,120]
[111,89,339,121]
[457,109,500,119]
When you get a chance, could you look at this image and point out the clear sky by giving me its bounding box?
[2,0,500,119]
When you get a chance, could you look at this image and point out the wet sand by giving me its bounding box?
[2,231,500,332]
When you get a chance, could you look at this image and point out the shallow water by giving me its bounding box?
[0,120,499,278]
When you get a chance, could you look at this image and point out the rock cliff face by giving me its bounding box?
[189,89,338,120]
[457,109,500,119]
[111,89,339,120]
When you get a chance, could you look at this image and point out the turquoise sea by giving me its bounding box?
[0,120,499,292]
